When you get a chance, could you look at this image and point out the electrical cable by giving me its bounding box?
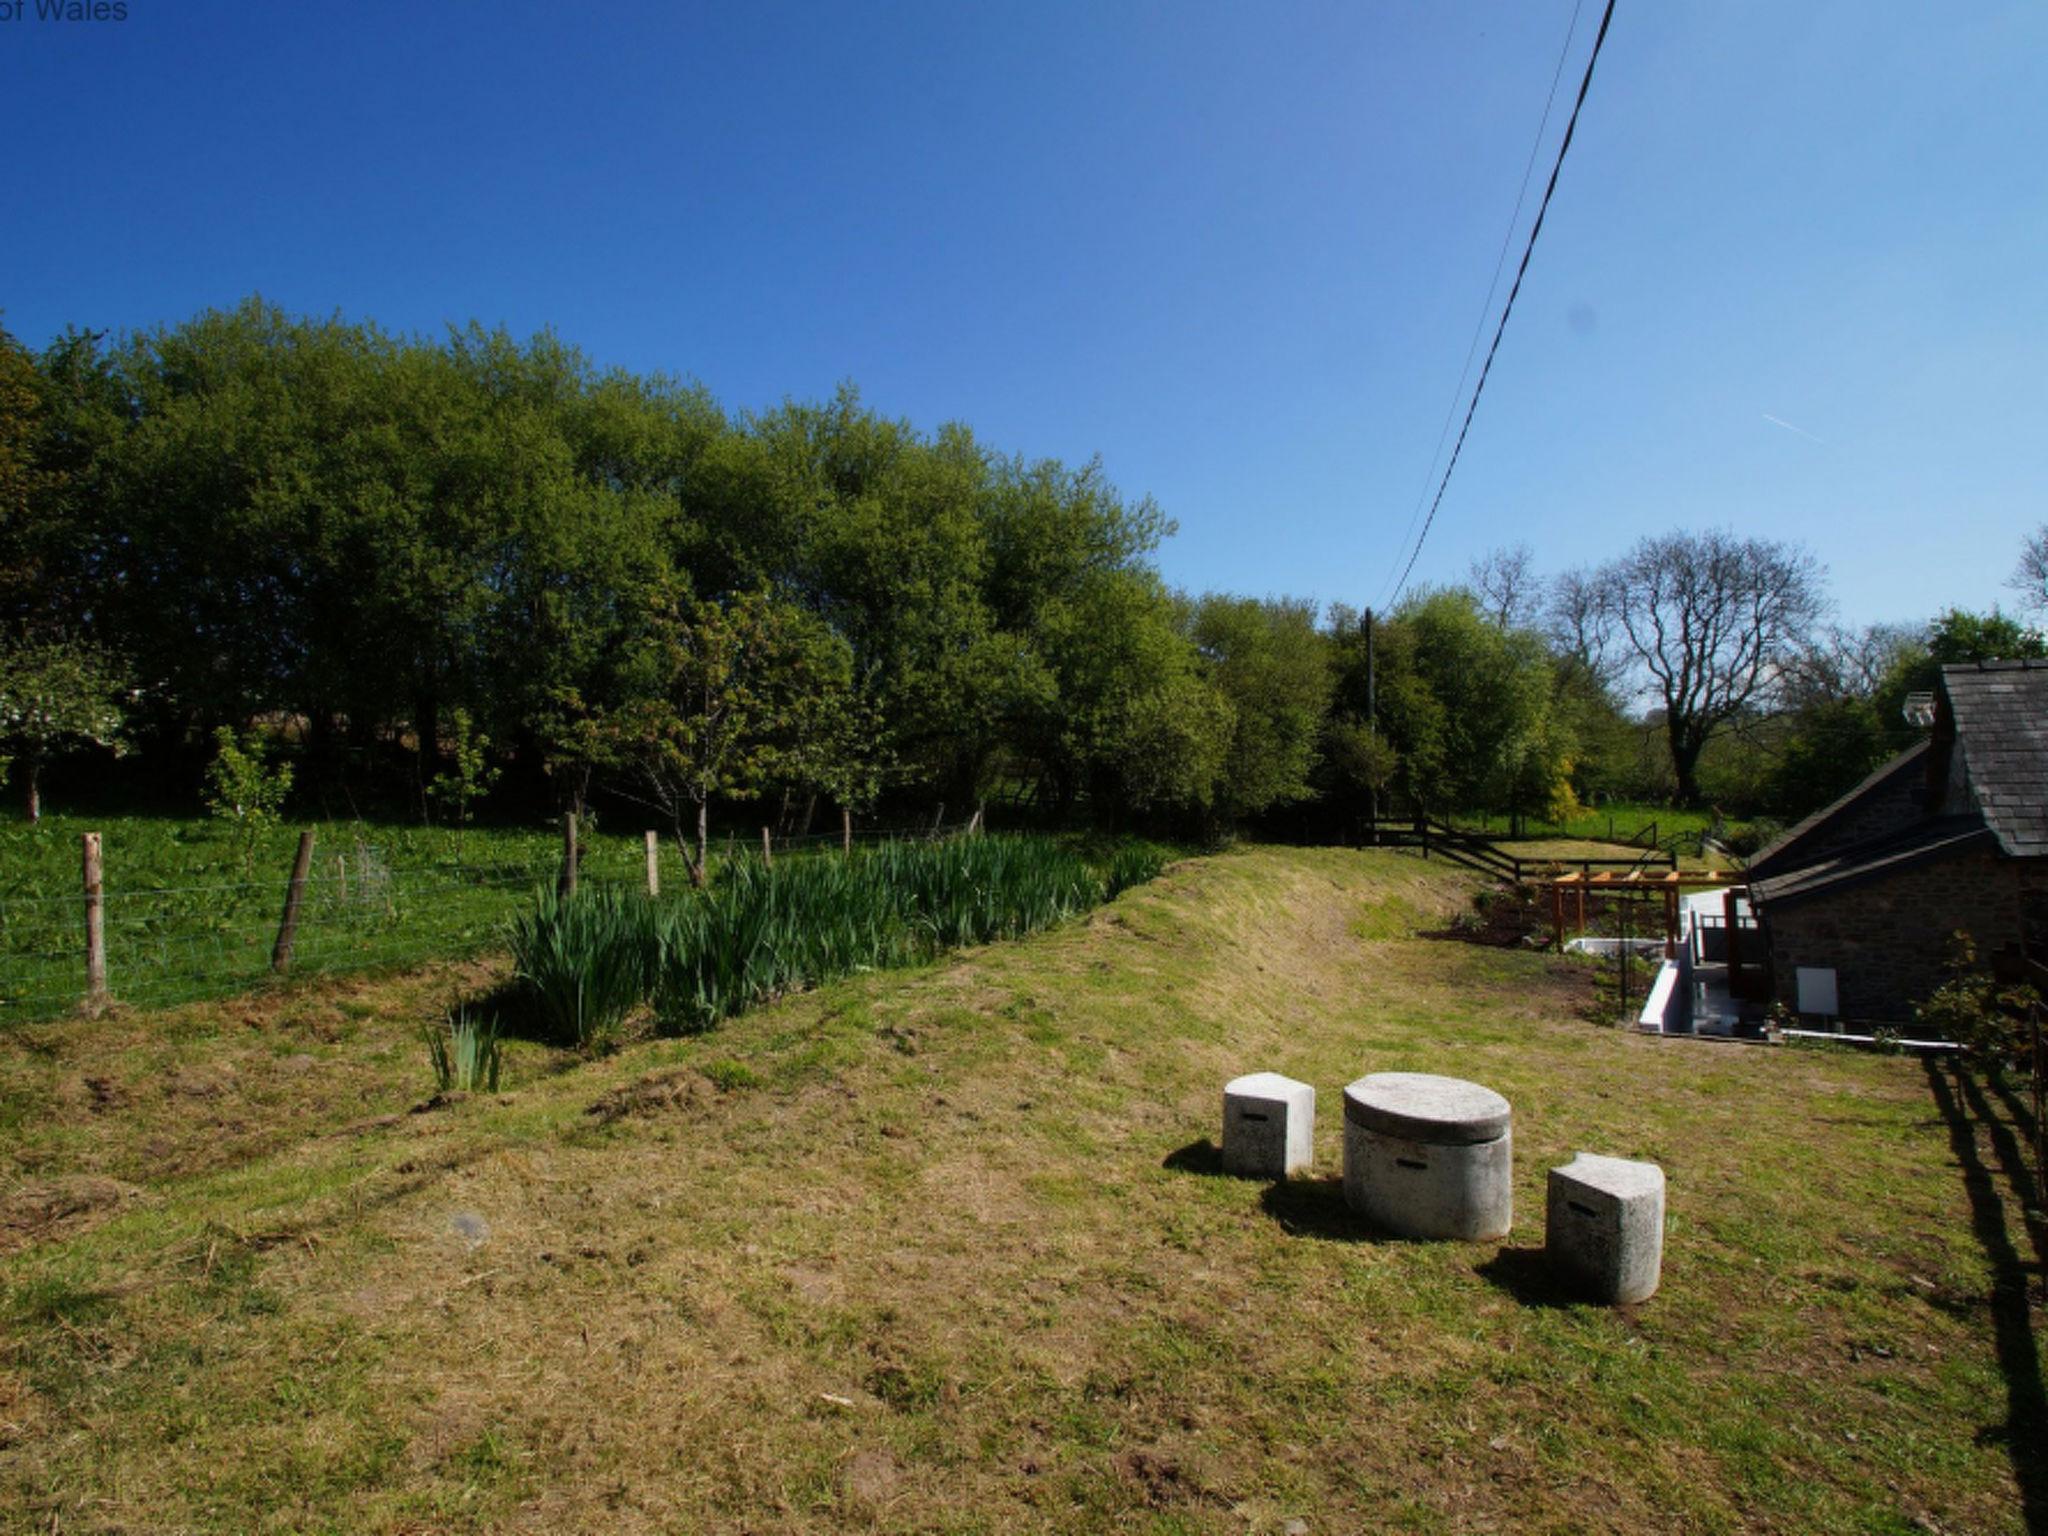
[1384,0,1618,607]
[1375,0,1586,612]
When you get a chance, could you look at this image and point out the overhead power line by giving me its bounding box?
[1383,0,1618,608]
[1376,0,1585,612]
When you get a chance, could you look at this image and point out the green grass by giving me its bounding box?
[1445,800,1718,848]
[0,846,2033,1533]
[0,813,658,1024]
[2,816,1166,1030]
[507,834,1171,1040]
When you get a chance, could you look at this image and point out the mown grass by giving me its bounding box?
[0,847,2036,1534]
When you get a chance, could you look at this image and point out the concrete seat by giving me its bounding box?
[1221,1072,1314,1178]
[1546,1152,1665,1304]
[1342,1072,1512,1240]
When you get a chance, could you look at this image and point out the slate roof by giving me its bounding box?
[1943,659,2048,858]
[1743,739,1930,882]
[1748,817,1995,908]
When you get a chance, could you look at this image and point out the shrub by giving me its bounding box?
[1914,932,2038,1071]
[203,727,293,866]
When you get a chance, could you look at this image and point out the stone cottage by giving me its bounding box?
[1744,659,2048,1024]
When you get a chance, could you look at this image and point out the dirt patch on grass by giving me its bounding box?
[583,1066,722,1125]
[1420,883,1548,947]
[0,1174,147,1257]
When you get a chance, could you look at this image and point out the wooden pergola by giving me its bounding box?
[1546,868,1739,955]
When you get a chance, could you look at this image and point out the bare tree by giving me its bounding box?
[2011,525,2048,613]
[1592,530,1827,805]
[1546,565,1621,688]
[1782,621,1920,708]
[1468,543,1539,630]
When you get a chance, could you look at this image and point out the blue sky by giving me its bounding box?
[3,0,2042,630]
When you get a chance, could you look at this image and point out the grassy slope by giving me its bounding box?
[0,848,2034,1535]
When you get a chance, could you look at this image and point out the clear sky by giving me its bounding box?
[3,0,2042,630]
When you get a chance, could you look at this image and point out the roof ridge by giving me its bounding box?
[1942,657,2048,673]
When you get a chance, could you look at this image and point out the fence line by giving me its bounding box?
[1,818,982,1025]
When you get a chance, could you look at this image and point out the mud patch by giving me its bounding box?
[0,1175,148,1257]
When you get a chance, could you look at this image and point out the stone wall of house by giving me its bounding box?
[1764,848,2047,1024]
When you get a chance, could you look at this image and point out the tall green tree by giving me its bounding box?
[1186,593,1332,826]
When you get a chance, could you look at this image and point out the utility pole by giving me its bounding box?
[1365,607,1379,844]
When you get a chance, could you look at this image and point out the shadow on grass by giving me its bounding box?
[1924,1055,2048,1535]
[1473,1245,1579,1309]
[1258,1175,1371,1242]
[1161,1138,1224,1175]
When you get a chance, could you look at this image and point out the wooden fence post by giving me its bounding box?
[645,830,660,896]
[559,812,578,896]
[83,832,107,1006]
[271,830,316,974]
[761,826,774,867]
[842,807,853,855]
[336,853,348,905]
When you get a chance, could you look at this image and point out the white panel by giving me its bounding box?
[1796,966,1839,1016]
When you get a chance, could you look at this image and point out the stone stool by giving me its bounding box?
[1221,1073,1315,1178]
[1342,1072,1513,1240]
[1546,1152,1665,1304]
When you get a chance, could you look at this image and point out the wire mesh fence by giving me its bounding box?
[0,817,979,1025]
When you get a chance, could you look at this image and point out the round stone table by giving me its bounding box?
[1342,1072,1513,1240]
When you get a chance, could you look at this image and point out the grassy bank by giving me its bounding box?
[0,847,2035,1533]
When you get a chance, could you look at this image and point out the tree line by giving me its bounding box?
[2,297,2041,849]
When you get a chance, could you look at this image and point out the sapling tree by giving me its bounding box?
[600,591,833,886]
[426,707,500,855]
[203,726,294,867]
[0,634,131,821]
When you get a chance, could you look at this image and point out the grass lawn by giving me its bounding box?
[1,847,2038,1533]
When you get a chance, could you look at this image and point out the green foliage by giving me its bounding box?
[1912,932,2038,1071]
[0,633,131,819]
[1187,593,1332,825]
[203,727,294,865]
[426,708,501,849]
[1369,589,1572,817]
[424,1006,503,1093]
[505,834,1164,1039]
[505,884,654,1052]
[594,589,872,880]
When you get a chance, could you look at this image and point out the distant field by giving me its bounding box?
[0,847,2032,1533]
[1444,802,1719,848]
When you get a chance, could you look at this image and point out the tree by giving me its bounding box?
[599,591,853,884]
[1469,544,1539,631]
[426,707,501,854]
[1376,589,1569,818]
[1186,593,1332,825]
[2012,525,2048,613]
[1926,606,2046,667]
[203,726,294,866]
[1591,531,1826,805]
[0,635,131,820]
